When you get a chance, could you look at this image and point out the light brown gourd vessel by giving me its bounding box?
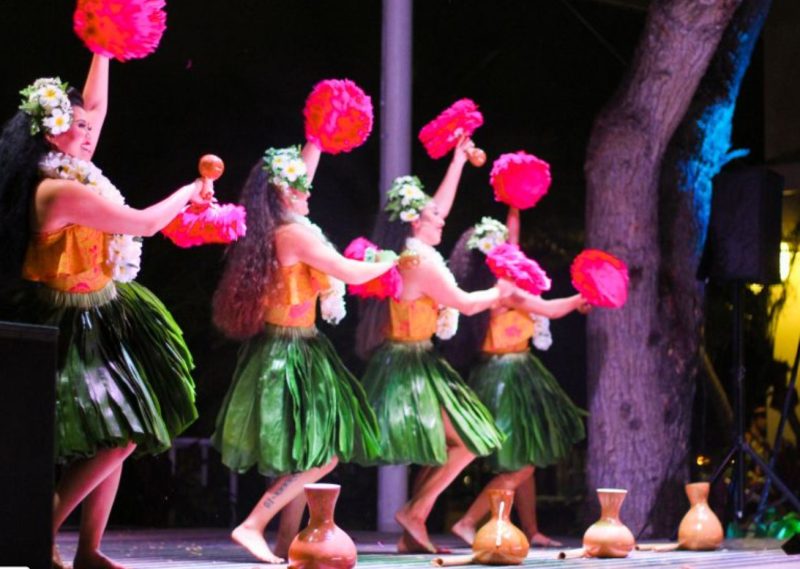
[471,489,530,565]
[581,488,636,558]
[288,484,357,569]
[677,482,723,550]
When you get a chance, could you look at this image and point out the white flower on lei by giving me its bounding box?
[531,314,552,351]
[405,237,460,340]
[287,214,347,325]
[39,151,141,282]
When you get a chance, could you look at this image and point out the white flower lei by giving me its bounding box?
[405,237,459,340]
[287,214,346,325]
[530,313,553,351]
[39,151,142,282]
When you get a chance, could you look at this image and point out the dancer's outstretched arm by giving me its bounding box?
[431,137,473,219]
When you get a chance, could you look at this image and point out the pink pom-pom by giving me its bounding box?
[343,237,403,300]
[161,201,247,248]
[571,249,629,308]
[490,151,551,210]
[486,243,551,295]
[304,79,373,154]
[73,0,167,62]
[419,99,484,159]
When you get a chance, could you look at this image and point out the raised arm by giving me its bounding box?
[430,137,473,219]
[507,289,586,319]
[302,142,322,184]
[506,207,520,245]
[276,224,394,285]
[36,178,208,236]
[82,54,110,138]
[415,260,499,315]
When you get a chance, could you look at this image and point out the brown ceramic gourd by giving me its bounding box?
[288,483,357,569]
[582,488,636,558]
[677,482,723,550]
[471,489,530,565]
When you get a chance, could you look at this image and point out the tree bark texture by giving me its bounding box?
[656,0,772,535]
[584,0,743,537]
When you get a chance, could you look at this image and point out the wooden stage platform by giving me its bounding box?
[55,529,798,568]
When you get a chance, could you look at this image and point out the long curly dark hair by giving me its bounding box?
[354,210,413,359]
[439,228,496,370]
[212,159,290,340]
[0,89,84,283]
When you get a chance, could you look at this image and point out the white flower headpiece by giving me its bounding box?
[385,175,430,223]
[19,78,73,136]
[262,146,311,193]
[467,216,508,254]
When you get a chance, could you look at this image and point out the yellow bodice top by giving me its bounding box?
[386,296,438,342]
[22,224,112,293]
[481,309,534,354]
[263,263,330,328]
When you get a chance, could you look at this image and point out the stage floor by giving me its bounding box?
[55,529,797,568]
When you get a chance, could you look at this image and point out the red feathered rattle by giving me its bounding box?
[486,243,551,296]
[490,151,551,210]
[419,98,486,166]
[570,249,629,308]
[73,0,167,62]
[304,79,373,154]
[161,155,248,248]
[343,237,403,300]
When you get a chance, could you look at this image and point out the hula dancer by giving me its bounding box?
[356,137,506,553]
[0,55,208,569]
[211,143,395,563]
[444,213,589,547]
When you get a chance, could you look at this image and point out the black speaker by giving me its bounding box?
[699,166,783,284]
[0,320,58,569]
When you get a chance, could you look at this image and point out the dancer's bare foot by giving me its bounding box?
[395,510,435,554]
[72,549,127,569]
[529,531,562,548]
[231,525,285,563]
[450,518,476,545]
[53,545,71,569]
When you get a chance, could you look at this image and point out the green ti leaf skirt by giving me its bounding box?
[362,341,505,466]
[469,351,586,471]
[7,281,197,462]
[211,325,382,476]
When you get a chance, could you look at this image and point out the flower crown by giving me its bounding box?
[262,146,311,193]
[385,175,430,223]
[467,216,508,254]
[19,78,73,136]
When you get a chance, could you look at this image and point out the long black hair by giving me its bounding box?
[212,159,291,340]
[0,88,84,283]
[354,209,413,359]
[439,228,496,370]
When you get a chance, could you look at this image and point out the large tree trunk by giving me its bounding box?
[656,0,772,535]
[584,0,743,537]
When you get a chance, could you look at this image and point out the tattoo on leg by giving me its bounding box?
[263,474,298,509]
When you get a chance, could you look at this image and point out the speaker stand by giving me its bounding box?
[752,327,800,524]
[709,283,800,529]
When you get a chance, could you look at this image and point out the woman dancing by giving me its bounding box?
[211,142,395,563]
[444,212,588,547]
[0,55,207,569]
[356,137,506,553]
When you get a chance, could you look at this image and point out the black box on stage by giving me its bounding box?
[0,320,58,569]
[698,166,783,284]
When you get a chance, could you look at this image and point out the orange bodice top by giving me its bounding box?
[386,296,438,342]
[481,309,535,354]
[22,224,112,293]
[263,263,330,328]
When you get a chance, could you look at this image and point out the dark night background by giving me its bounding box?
[0,1,764,532]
